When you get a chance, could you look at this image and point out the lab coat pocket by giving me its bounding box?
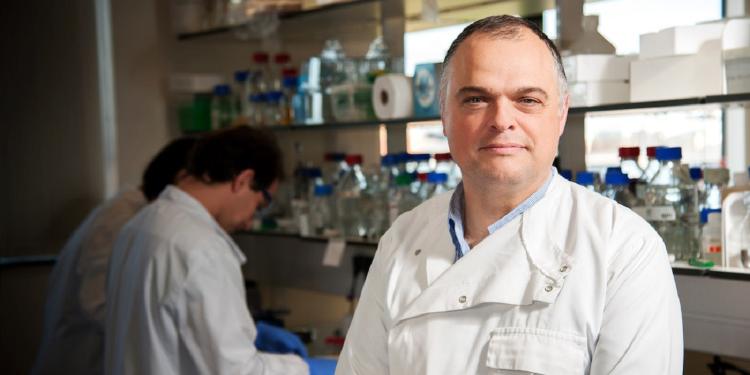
[486,327,587,375]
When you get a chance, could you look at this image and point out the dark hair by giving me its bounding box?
[440,15,567,108]
[186,126,284,191]
[141,136,198,201]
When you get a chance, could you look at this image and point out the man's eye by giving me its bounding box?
[519,97,542,105]
[463,97,484,104]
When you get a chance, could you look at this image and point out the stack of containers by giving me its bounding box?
[631,18,750,100]
[562,54,633,107]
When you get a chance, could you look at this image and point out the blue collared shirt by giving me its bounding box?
[448,168,557,262]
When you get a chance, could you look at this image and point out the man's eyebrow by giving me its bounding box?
[456,86,494,96]
[515,87,549,100]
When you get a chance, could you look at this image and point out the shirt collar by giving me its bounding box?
[448,167,557,261]
[160,185,247,265]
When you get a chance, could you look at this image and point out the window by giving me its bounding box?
[403,0,726,170]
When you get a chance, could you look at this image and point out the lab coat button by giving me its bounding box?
[458,295,467,303]
[414,249,422,256]
[544,285,554,292]
[560,265,569,273]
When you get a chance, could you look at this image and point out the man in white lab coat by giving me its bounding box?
[32,136,197,375]
[337,15,683,374]
[105,126,310,375]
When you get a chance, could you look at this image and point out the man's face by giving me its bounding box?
[442,30,568,189]
[223,175,278,233]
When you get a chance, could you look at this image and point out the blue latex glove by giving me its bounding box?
[254,321,308,358]
[304,358,337,375]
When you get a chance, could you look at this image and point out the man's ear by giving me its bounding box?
[231,169,255,193]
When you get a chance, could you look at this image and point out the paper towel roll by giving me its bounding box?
[373,74,414,120]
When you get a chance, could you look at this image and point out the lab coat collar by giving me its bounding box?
[396,175,574,323]
[160,185,247,265]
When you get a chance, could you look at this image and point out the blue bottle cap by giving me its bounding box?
[324,152,346,162]
[605,167,623,176]
[700,208,722,224]
[213,84,231,96]
[314,184,333,196]
[605,171,629,186]
[576,171,595,185]
[560,169,573,180]
[381,154,397,167]
[411,153,431,162]
[427,172,448,184]
[282,76,299,89]
[234,70,250,83]
[267,91,284,102]
[689,167,703,181]
[249,93,267,103]
[655,147,682,161]
[307,168,322,178]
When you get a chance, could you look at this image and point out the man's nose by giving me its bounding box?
[486,99,515,132]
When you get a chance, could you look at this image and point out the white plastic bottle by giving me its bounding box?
[701,210,722,266]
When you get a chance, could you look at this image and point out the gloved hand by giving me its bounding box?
[304,358,337,375]
[254,321,308,358]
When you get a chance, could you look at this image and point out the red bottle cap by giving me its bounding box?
[345,154,363,165]
[434,153,452,161]
[252,52,269,63]
[274,53,291,64]
[618,147,640,158]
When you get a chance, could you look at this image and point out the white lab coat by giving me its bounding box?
[337,174,683,374]
[33,189,146,375]
[104,185,308,375]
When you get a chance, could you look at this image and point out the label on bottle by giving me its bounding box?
[707,244,721,254]
[322,237,346,267]
[631,206,677,221]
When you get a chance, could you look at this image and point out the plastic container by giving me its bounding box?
[327,82,375,122]
[703,168,729,211]
[618,147,644,180]
[700,209,723,266]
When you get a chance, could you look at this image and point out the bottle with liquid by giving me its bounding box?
[434,153,461,189]
[643,147,700,262]
[272,53,292,92]
[576,171,597,192]
[424,172,450,199]
[265,91,284,126]
[618,147,644,179]
[388,174,421,226]
[602,171,639,208]
[703,168,730,211]
[211,84,234,129]
[322,152,348,185]
[280,69,298,125]
[248,93,267,126]
[643,146,664,182]
[233,70,250,121]
[310,184,336,236]
[336,155,369,238]
[251,52,272,94]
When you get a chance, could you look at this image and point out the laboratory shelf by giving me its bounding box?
[232,92,750,133]
[671,261,750,281]
[177,0,378,41]
[237,229,379,247]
